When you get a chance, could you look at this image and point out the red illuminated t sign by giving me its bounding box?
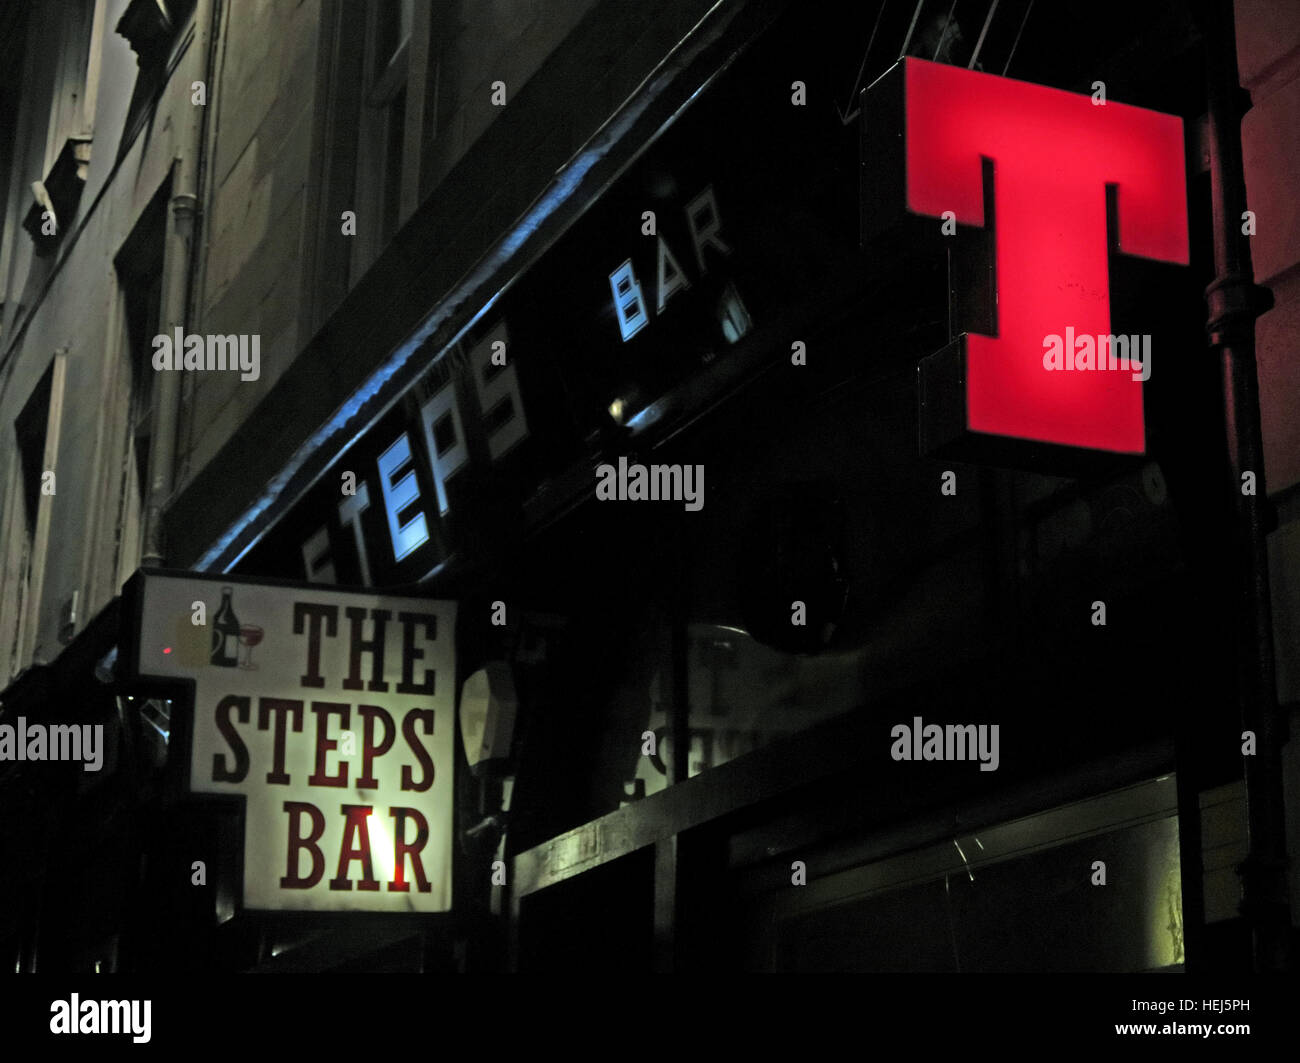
[904,59,1188,453]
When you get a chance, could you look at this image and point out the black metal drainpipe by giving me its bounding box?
[1202,0,1292,974]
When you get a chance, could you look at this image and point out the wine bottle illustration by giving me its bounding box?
[211,587,241,668]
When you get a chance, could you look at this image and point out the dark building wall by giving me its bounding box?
[1236,0,1300,942]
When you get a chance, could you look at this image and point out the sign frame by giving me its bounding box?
[121,567,461,921]
[861,57,1190,475]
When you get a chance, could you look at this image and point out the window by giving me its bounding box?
[121,268,162,571]
[756,777,1184,972]
[15,372,52,545]
[351,0,415,279]
[1,355,67,674]
[40,0,97,177]
[9,2,97,256]
[112,184,167,588]
[302,0,445,334]
[114,0,197,161]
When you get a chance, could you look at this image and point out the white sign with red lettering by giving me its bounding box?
[134,572,455,912]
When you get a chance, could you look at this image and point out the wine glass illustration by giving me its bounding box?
[239,624,264,670]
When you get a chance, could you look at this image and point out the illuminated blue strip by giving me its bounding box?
[196,3,736,575]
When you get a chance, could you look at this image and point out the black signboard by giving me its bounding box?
[239,21,865,589]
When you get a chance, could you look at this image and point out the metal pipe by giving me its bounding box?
[142,0,218,566]
[671,524,691,787]
[1201,0,1292,973]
